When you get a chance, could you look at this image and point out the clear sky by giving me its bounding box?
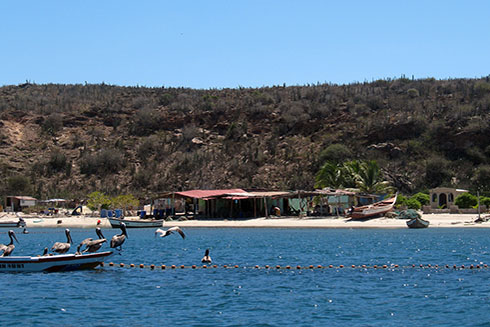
[1,1,489,89]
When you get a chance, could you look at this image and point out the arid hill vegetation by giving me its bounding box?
[1,77,490,200]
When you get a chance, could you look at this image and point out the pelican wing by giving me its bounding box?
[169,227,186,239]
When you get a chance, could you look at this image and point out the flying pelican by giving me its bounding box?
[110,223,127,251]
[155,227,186,239]
[201,249,212,264]
[51,229,73,254]
[83,228,107,253]
[0,230,19,257]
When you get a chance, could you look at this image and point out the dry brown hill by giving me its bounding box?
[1,78,489,199]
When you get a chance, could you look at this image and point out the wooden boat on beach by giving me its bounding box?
[0,218,26,228]
[407,217,430,228]
[349,194,398,220]
[108,217,163,228]
[0,251,113,273]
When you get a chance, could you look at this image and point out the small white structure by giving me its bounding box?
[4,196,37,212]
[429,188,468,209]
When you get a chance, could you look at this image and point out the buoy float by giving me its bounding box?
[150,264,155,269]
[202,265,207,269]
[130,264,135,268]
[286,265,291,269]
[191,265,196,269]
[213,265,217,268]
[328,265,333,268]
[351,265,355,268]
[223,265,228,268]
[362,265,366,268]
[309,265,314,269]
[161,265,166,269]
[317,265,322,269]
[265,265,270,269]
[171,265,176,269]
[383,265,387,269]
[109,262,114,266]
[296,265,301,269]
[139,264,144,268]
[180,265,185,269]
[276,265,280,269]
[120,263,125,267]
[255,265,259,269]
[234,265,239,268]
[339,265,344,268]
[373,265,377,269]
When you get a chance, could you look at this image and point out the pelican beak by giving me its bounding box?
[13,232,19,243]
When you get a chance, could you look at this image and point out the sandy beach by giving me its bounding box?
[1,212,489,229]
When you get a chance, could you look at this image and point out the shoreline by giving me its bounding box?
[1,213,489,229]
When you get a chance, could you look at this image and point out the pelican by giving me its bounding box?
[201,249,212,264]
[110,223,127,251]
[0,230,19,257]
[75,243,83,255]
[51,229,73,254]
[155,227,186,239]
[83,228,107,253]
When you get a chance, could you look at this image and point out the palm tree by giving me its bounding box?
[354,160,393,194]
[315,162,344,189]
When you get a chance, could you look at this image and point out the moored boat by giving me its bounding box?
[108,217,163,228]
[349,194,398,220]
[407,217,430,229]
[0,251,113,272]
[0,219,26,228]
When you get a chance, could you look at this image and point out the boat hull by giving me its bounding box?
[108,217,163,228]
[0,251,113,272]
[349,195,398,220]
[0,220,26,228]
[407,217,430,229]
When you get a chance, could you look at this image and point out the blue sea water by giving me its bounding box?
[1,227,490,326]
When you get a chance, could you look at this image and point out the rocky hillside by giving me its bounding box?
[1,78,489,199]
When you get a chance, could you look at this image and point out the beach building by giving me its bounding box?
[429,187,468,209]
[153,188,360,219]
[4,196,37,212]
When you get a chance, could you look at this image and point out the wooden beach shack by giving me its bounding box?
[4,196,37,212]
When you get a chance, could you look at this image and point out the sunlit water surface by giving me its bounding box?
[1,228,490,326]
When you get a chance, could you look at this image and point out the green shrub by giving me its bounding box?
[318,144,352,165]
[480,196,490,207]
[412,192,430,206]
[395,194,408,208]
[41,113,63,135]
[455,192,478,208]
[405,198,421,210]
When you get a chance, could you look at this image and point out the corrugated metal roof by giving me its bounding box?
[174,189,247,199]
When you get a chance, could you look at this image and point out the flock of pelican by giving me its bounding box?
[1,223,212,263]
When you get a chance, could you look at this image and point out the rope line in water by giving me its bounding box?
[102,262,489,270]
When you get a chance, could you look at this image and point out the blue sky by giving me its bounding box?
[1,1,489,89]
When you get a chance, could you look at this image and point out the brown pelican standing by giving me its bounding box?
[0,230,19,257]
[201,249,212,264]
[51,229,73,254]
[83,228,107,253]
[155,226,186,239]
[110,223,127,251]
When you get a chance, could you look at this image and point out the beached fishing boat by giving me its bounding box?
[0,219,26,228]
[407,217,430,229]
[0,251,113,272]
[108,217,163,228]
[349,194,398,220]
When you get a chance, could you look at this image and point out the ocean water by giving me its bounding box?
[1,227,490,326]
